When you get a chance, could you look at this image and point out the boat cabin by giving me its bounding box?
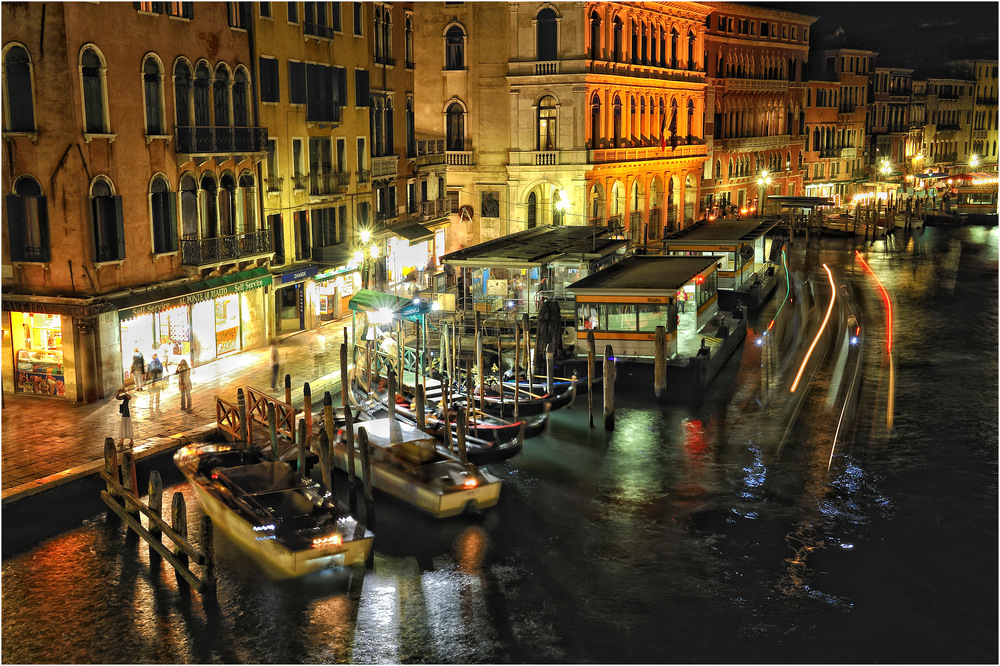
[566,255,722,360]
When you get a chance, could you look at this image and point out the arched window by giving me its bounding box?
[4,45,35,132]
[238,173,256,233]
[589,12,601,60]
[687,31,696,70]
[91,178,124,262]
[629,96,636,142]
[538,95,557,150]
[630,19,638,65]
[659,27,666,65]
[670,28,678,69]
[446,102,465,150]
[641,21,648,64]
[233,69,249,126]
[639,97,646,141]
[687,99,695,140]
[728,159,733,179]
[715,159,722,179]
[658,98,665,142]
[219,173,236,236]
[81,47,107,133]
[385,97,394,154]
[405,16,413,66]
[213,64,230,127]
[382,11,392,61]
[150,176,177,254]
[445,25,465,70]
[194,63,211,126]
[537,8,557,61]
[405,97,415,156]
[199,173,218,238]
[613,95,622,146]
[174,61,192,126]
[143,56,164,134]
[6,176,49,261]
[179,174,198,238]
[527,192,537,228]
[612,17,623,61]
[591,94,601,148]
[373,7,383,61]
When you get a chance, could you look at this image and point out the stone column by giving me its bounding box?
[74,316,100,404]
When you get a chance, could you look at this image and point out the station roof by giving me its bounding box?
[440,225,627,268]
[765,196,836,209]
[662,218,779,245]
[567,255,722,293]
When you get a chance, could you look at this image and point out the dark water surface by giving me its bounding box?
[2,225,997,664]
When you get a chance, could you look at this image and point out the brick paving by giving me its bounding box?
[1,317,356,505]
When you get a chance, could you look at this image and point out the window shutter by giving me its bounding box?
[6,195,26,262]
[36,197,50,261]
[114,196,126,259]
[335,66,347,107]
[289,61,306,104]
[355,69,369,107]
[167,194,178,252]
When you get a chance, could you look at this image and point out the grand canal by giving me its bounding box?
[2,224,996,664]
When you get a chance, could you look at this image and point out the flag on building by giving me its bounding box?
[659,112,667,152]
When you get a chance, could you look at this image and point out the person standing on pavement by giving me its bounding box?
[116,385,134,449]
[176,358,192,411]
[270,340,280,390]
[131,348,145,391]
[148,353,163,385]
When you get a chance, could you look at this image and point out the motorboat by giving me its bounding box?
[331,418,501,518]
[174,442,373,578]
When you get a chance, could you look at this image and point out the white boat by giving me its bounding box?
[331,418,501,518]
[174,442,374,578]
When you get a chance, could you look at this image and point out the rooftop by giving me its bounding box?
[567,255,722,293]
[441,225,627,267]
[663,218,780,244]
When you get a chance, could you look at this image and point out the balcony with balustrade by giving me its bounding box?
[590,139,706,164]
[415,139,446,167]
[175,126,269,157]
[309,171,351,197]
[180,230,273,268]
[446,151,474,166]
[372,155,398,178]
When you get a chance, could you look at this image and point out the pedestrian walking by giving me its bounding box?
[176,358,192,411]
[130,348,145,391]
[116,385,134,449]
[270,340,280,390]
[148,353,163,385]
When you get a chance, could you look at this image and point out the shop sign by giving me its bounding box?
[280,266,319,285]
[121,276,271,319]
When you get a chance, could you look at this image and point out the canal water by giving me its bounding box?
[2,224,996,664]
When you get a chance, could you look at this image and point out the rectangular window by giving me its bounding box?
[165,2,193,18]
[335,67,347,107]
[357,201,370,227]
[259,56,280,103]
[330,1,341,31]
[269,214,284,265]
[717,15,725,31]
[448,189,460,212]
[353,2,363,35]
[288,61,306,104]
[357,138,366,176]
[760,21,768,37]
[637,304,669,332]
[782,25,787,39]
[260,1,271,18]
[227,1,250,28]
[336,138,346,172]
[266,139,278,179]
[287,0,297,22]
[305,63,336,122]
[355,69,370,107]
[338,205,347,243]
[293,211,310,261]
[292,139,303,178]
[312,207,338,247]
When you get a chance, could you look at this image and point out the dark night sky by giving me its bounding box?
[755,1,999,71]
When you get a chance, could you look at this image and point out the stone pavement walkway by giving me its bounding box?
[1,317,356,504]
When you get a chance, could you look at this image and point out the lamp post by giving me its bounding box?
[756,170,772,217]
[353,229,381,291]
[968,153,979,173]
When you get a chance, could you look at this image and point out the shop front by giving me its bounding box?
[273,265,318,336]
[9,312,66,397]
[386,222,436,297]
[315,268,360,321]
[113,268,271,379]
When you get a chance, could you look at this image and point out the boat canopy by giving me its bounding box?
[348,288,434,320]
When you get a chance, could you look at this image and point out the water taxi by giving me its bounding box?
[174,442,374,578]
[332,418,501,518]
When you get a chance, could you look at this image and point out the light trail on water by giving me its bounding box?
[855,251,895,429]
[790,264,836,393]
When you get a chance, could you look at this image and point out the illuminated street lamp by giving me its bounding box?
[756,170,772,216]
[554,188,570,226]
[354,229,381,290]
[968,154,980,172]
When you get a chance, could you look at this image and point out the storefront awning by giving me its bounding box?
[348,288,433,320]
[393,223,434,245]
[113,267,272,320]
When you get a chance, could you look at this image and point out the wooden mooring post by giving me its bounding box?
[341,342,358,512]
[603,344,616,431]
[654,325,667,397]
[99,446,214,593]
[303,383,313,450]
[587,331,596,427]
[284,373,292,406]
[357,426,376,532]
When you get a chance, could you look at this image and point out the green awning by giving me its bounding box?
[113,267,272,320]
[348,288,433,320]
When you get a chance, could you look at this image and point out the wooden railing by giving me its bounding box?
[244,385,298,441]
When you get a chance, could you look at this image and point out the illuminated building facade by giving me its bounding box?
[2,2,270,402]
[968,59,997,167]
[412,1,712,252]
[805,47,875,201]
[867,65,912,173]
[701,2,816,214]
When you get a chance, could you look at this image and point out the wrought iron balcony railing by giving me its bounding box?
[180,230,272,266]
[175,126,269,155]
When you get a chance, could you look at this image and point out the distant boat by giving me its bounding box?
[459,381,577,419]
[333,418,502,518]
[174,442,373,579]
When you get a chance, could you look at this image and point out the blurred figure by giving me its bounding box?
[176,359,192,411]
[130,348,145,391]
